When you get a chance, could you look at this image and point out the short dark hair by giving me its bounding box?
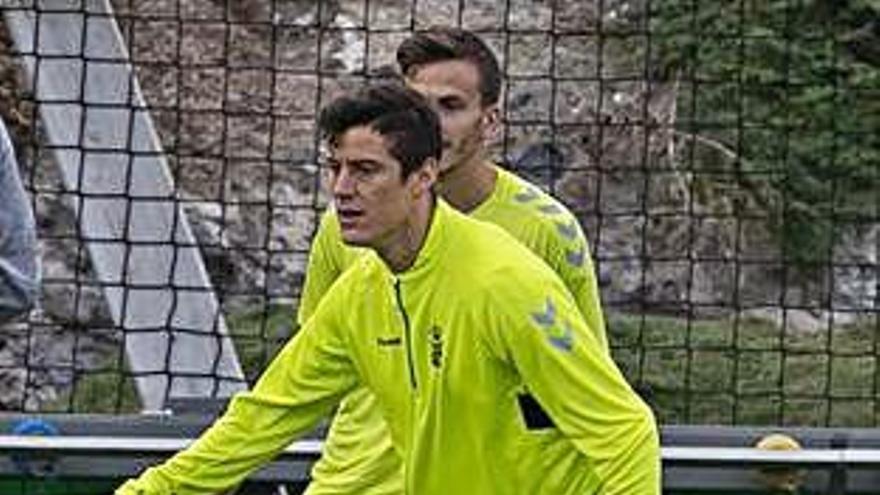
[318,84,442,178]
[397,27,501,107]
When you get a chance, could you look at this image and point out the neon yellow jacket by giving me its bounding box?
[299,167,607,349]
[117,200,659,495]
[301,167,610,494]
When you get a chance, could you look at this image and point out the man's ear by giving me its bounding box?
[411,158,438,197]
[481,104,500,142]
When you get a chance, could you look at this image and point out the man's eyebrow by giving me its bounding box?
[328,158,381,168]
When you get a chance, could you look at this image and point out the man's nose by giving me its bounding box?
[331,166,356,197]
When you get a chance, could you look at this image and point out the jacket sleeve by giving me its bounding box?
[0,119,39,323]
[537,212,608,354]
[484,270,660,495]
[117,289,359,495]
[297,208,344,325]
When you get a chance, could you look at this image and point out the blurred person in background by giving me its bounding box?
[0,115,39,323]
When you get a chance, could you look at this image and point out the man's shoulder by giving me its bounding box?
[439,207,571,321]
[491,168,578,221]
[314,207,369,264]
[313,251,384,311]
[452,206,557,276]
[316,206,339,232]
[336,251,383,283]
[478,167,584,251]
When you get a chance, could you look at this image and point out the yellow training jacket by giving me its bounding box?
[116,200,659,495]
[301,167,611,494]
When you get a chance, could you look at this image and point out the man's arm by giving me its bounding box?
[0,119,39,323]
[486,273,660,494]
[117,293,359,495]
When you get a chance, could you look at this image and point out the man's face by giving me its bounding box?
[326,126,432,249]
[405,59,496,174]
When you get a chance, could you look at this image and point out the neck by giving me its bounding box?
[436,158,497,213]
[377,196,435,273]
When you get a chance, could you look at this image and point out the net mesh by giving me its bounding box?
[0,0,877,427]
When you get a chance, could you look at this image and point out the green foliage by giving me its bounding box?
[646,0,879,272]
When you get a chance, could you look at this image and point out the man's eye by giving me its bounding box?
[354,164,378,176]
[439,98,464,111]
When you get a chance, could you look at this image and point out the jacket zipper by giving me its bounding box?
[394,279,418,390]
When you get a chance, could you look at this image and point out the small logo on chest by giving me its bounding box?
[429,325,443,369]
[376,336,402,347]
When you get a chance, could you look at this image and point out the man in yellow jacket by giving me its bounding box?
[302,28,615,494]
[117,84,659,494]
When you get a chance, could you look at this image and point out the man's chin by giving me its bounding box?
[340,232,371,248]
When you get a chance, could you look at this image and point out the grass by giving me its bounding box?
[41,357,141,414]
[609,312,880,427]
[225,302,298,383]
[65,368,141,414]
[42,303,296,413]
[47,305,879,428]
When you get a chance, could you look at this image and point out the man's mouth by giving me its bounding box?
[337,207,364,225]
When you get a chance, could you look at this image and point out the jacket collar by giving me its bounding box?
[385,198,452,282]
